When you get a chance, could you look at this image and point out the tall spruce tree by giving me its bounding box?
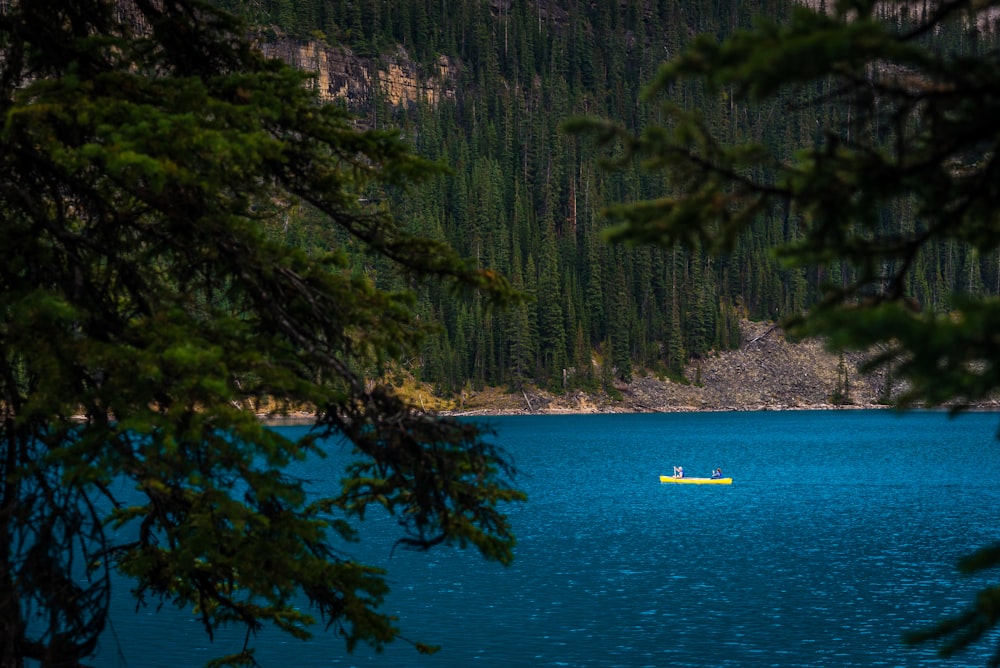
[571,0,1000,663]
[0,0,523,666]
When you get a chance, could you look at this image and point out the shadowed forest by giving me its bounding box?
[218,0,1000,396]
[5,2,1000,665]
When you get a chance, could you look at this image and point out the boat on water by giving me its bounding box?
[659,475,732,485]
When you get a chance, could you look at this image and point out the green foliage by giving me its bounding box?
[228,0,828,388]
[0,0,523,665]
[574,0,1000,663]
[213,0,999,396]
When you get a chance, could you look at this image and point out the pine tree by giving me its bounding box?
[536,218,567,383]
[571,0,1000,661]
[0,1,524,664]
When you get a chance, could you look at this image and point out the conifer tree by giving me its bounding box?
[0,1,523,665]
[571,0,1000,662]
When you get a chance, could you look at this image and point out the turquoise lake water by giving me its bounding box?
[99,410,1000,667]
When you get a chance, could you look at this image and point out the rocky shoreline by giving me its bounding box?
[439,321,894,417]
[261,321,997,421]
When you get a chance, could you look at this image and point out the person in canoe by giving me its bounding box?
[673,465,684,478]
[711,468,722,479]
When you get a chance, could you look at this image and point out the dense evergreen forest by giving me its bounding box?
[218,0,1000,396]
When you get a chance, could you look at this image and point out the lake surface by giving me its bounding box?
[99,410,1000,667]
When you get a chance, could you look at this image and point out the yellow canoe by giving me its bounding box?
[659,476,732,485]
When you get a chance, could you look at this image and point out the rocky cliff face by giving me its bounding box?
[35,2,452,111]
[260,40,456,112]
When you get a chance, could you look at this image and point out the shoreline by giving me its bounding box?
[258,400,1000,426]
[221,320,1000,423]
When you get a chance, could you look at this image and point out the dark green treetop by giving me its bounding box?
[570,0,1000,664]
[0,0,522,666]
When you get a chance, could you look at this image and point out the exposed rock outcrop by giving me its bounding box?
[260,40,456,111]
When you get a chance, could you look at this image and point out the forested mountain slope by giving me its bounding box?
[222,0,1000,400]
